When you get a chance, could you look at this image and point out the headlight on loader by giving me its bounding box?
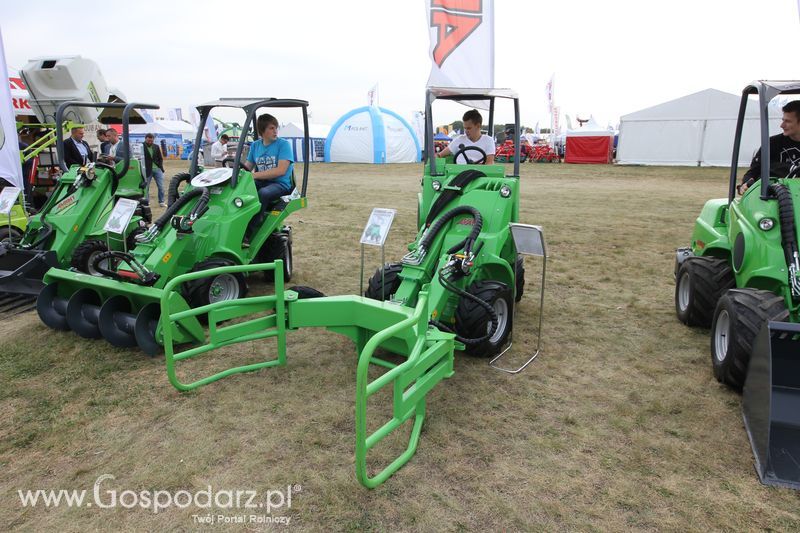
[234,197,244,208]
[758,217,775,231]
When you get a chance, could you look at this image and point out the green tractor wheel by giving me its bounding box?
[675,256,734,327]
[710,289,788,390]
[365,263,403,301]
[456,280,513,358]
[185,258,248,323]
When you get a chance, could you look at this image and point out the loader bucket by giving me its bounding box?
[743,320,800,490]
[0,248,58,296]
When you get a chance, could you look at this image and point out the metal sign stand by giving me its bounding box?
[490,223,548,374]
[103,197,139,262]
[358,208,397,298]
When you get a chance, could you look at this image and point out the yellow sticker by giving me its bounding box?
[431,309,438,319]
[270,210,281,216]
[162,252,172,263]
[73,224,79,232]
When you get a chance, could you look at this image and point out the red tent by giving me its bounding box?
[565,117,614,164]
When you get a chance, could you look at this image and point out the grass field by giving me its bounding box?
[2,160,800,531]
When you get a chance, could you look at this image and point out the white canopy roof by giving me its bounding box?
[621,88,761,122]
[567,116,613,137]
[279,122,331,138]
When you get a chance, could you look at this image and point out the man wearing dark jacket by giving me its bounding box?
[63,127,95,168]
[739,100,800,193]
[142,133,165,206]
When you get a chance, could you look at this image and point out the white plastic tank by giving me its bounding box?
[19,56,110,124]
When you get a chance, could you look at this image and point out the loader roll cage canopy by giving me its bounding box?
[729,81,800,202]
[424,87,520,178]
[55,101,159,175]
[189,98,310,196]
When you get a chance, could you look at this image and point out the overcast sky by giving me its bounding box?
[4,0,799,129]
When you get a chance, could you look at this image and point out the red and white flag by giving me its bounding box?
[0,27,23,190]
[426,0,494,88]
[545,73,555,112]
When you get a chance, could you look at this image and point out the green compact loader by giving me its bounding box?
[147,88,546,487]
[0,101,157,297]
[36,98,309,354]
[674,81,800,489]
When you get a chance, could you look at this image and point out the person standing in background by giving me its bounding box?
[142,133,166,207]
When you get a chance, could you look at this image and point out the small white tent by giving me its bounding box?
[279,122,330,162]
[617,88,782,166]
[325,106,420,163]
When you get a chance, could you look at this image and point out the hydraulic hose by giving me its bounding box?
[424,169,485,228]
[419,205,483,257]
[167,172,192,206]
[91,250,159,286]
[769,183,799,267]
[188,187,211,220]
[430,268,498,345]
[152,187,207,232]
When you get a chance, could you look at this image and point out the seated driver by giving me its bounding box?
[738,100,800,194]
[436,109,496,164]
[241,113,294,246]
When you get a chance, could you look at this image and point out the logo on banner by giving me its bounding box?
[429,0,483,68]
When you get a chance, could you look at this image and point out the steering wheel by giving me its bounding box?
[95,160,119,182]
[452,145,487,165]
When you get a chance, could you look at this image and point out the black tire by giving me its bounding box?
[257,232,293,283]
[184,258,248,323]
[675,256,735,327]
[289,286,325,299]
[0,225,23,245]
[71,239,110,275]
[126,226,147,250]
[364,263,403,301]
[710,289,789,390]
[455,280,513,358]
[167,172,192,207]
[514,255,525,303]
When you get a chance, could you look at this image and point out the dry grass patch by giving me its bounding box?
[1,160,799,531]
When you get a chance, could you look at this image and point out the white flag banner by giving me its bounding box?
[426,0,494,89]
[0,27,23,190]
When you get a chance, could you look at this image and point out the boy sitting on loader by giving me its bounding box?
[436,109,496,165]
[242,113,294,247]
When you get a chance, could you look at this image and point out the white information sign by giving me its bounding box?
[0,186,20,215]
[360,208,396,247]
[104,198,139,234]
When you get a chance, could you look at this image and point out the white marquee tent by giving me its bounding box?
[325,106,420,163]
[617,88,782,167]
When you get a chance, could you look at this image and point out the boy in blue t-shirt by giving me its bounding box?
[242,113,294,245]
